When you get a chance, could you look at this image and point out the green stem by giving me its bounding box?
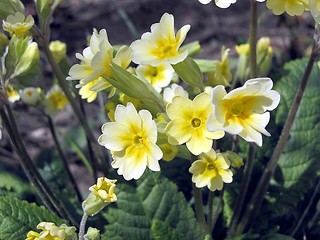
[235,42,317,235]
[32,26,109,176]
[191,154,209,236]
[228,143,256,237]
[229,1,258,236]
[291,178,320,237]
[207,190,214,231]
[0,101,77,226]
[79,213,89,240]
[47,115,83,203]
[110,0,138,38]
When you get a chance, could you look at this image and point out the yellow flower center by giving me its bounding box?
[191,118,202,128]
[163,45,173,55]
[26,90,33,97]
[133,135,144,148]
[230,101,244,116]
[207,163,216,171]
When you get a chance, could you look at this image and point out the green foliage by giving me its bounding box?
[101,171,202,240]
[262,59,320,231]
[0,196,63,240]
[0,0,24,19]
[172,56,203,90]
[0,171,34,198]
[151,220,180,240]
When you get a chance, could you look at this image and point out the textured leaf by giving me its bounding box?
[0,196,63,240]
[272,59,320,216]
[151,220,180,240]
[101,171,201,240]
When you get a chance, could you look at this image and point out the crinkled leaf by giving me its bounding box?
[0,196,63,240]
[101,171,202,240]
[151,220,180,240]
[274,58,320,195]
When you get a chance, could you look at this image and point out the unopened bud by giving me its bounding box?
[49,40,67,63]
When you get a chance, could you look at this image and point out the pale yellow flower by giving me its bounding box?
[20,87,42,106]
[44,85,69,116]
[2,12,34,37]
[189,149,233,191]
[25,231,41,240]
[130,13,190,66]
[31,222,77,240]
[207,78,280,146]
[98,103,163,180]
[89,177,117,203]
[163,83,189,104]
[67,29,131,91]
[78,78,99,103]
[266,0,309,16]
[165,93,224,155]
[136,63,174,92]
[6,84,20,103]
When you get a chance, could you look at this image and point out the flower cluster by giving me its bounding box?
[26,222,77,240]
[66,12,280,193]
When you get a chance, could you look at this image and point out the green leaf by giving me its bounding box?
[172,56,203,90]
[151,220,180,240]
[271,58,320,218]
[0,172,34,198]
[101,171,202,240]
[0,0,24,19]
[0,196,63,240]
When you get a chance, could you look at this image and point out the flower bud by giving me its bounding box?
[82,177,117,216]
[84,227,101,240]
[49,40,67,63]
[222,151,244,168]
[2,12,34,38]
[13,42,40,79]
[257,37,273,76]
[5,84,20,103]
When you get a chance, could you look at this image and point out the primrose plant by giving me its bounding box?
[0,0,319,239]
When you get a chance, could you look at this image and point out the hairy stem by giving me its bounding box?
[235,42,317,235]
[228,0,258,236]
[79,213,89,240]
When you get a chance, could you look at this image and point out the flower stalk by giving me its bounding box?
[0,93,77,226]
[31,25,109,176]
[235,39,318,235]
[228,0,258,236]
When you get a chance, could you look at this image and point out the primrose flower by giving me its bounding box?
[89,177,117,203]
[2,12,34,37]
[165,93,224,156]
[83,177,117,216]
[208,47,232,87]
[44,85,69,116]
[189,149,233,191]
[20,87,42,106]
[207,78,280,147]
[266,0,309,16]
[98,103,163,180]
[67,29,131,92]
[136,63,174,92]
[163,83,189,104]
[78,78,99,102]
[5,84,20,103]
[26,222,77,240]
[131,13,190,66]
